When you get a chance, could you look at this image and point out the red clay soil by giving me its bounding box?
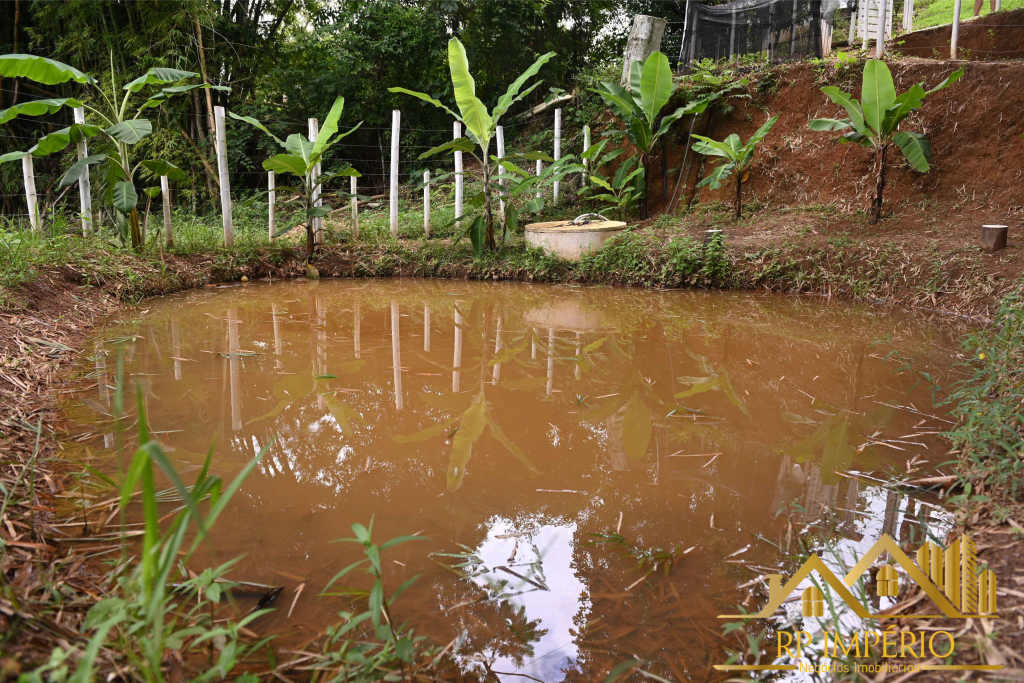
[652,59,1024,222]
[897,7,1024,60]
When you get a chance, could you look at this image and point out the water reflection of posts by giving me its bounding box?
[95,345,114,449]
[424,303,431,352]
[546,328,555,396]
[354,301,361,359]
[317,295,327,410]
[171,317,182,380]
[227,308,242,431]
[492,315,503,383]
[574,331,582,380]
[272,303,283,370]
[531,327,538,360]
[453,305,463,393]
[391,300,404,410]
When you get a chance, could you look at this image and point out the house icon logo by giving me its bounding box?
[714,533,1002,674]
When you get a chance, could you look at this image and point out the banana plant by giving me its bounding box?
[0,53,225,247]
[594,52,719,218]
[692,115,779,220]
[229,97,362,263]
[390,38,555,255]
[808,60,963,224]
[578,139,643,220]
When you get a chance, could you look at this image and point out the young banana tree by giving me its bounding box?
[692,115,779,220]
[229,97,362,263]
[594,52,719,218]
[0,54,225,247]
[390,38,554,254]
[578,139,643,220]
[808,60,963,224]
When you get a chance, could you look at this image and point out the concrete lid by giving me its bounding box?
[524,220,627,234]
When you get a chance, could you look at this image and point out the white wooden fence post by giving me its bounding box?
[454,121,463,227]
[161,175,173,247]
[951,0,962,58]
[876,0,887,58]
[350,176,359,240]
[789,0,797,57]
[21,155,39,231]
[268,170,276,240]
[73,107,92,234]
[535,160,542,199]
[862,0,872,50]
[308,118,322,244]
[390,109,400,238]
[213,106,233,247]
[423,170,431,237]
[553,109,562,204]
[582,125,591,186]
[849,5,858,42]
[496,125,506,216]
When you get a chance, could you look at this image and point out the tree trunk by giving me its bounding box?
[639,154,649,220]
[129,208,142,250]
[620,15,669,87]
[735,173,743,220]
[870,144,888,225]
[483,160,495,251]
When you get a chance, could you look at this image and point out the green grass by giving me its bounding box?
[942,287,1024,501]
[912,0,1024,30]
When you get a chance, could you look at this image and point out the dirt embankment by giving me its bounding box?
[897,7,1024,60]
[654,59,1024,221]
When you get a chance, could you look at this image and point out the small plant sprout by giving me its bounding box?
[229,97,362,264]
[808,59,963,224]
[692,115,779,220]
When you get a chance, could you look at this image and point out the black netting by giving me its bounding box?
[671,0,847,67]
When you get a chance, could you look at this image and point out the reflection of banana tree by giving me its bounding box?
[581,341,671,462]
[394,390,539,491]
[247,359,365,425]
[784,402,893,485]
[675,350,750,418]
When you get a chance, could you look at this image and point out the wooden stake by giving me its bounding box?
[951,0,962,58]
[454,121,463,227]
[21,155,39,231]
[161,176,173,247]
[553,109,562,204]
[308,118,322,244]
[390,109,400,238]
[535,159,542,199]
[73,107,92,234]
[423,170,430,237]
[268,170,276,240]
[213,106,233,247]
[350,175,359,240]
[876,0,887,58]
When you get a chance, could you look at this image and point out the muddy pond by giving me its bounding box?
[66,279,964,681]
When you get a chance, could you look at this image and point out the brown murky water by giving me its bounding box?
[66,280,963,681]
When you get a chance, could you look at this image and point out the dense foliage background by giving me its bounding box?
[0,0,676,216]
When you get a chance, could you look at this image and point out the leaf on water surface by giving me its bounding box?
[325,397,360,438]
[247,372,315,424]
[782,412,818,425]
[622,394,652,461]
[392,417,459,444]
[821,416,855,486]
[447,393,488,492]
[487,418,540,476]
